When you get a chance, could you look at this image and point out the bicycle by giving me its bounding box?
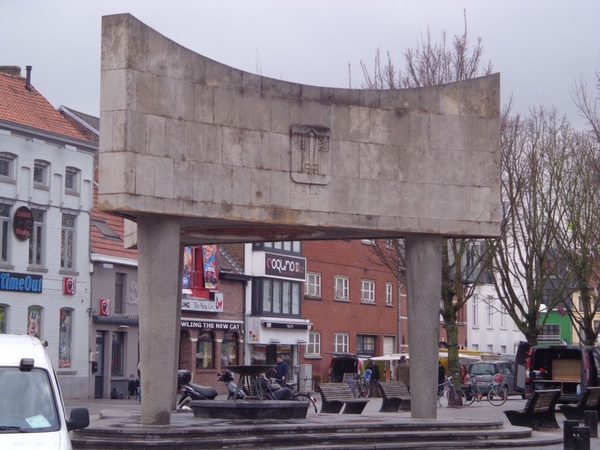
[352,374,371,398]
[437,376,466,408]
[263,377,319,414]
[463,375,507,406]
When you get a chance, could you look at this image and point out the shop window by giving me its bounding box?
[220,332,238,367]
[58,308,73,368]
[0,304,8,333]
[111,332,125,376]
[27,306,42,338]
[196,331,215,369]
[60,213,76,270]
[255,241,302,253]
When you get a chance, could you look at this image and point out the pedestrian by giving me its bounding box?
[459,364,468,384]
[397,356,410,391]
[367,360,381,397]
[438,360,446,395]
[273,355,289,387]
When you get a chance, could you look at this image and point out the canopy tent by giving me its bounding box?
[371,352,481,365]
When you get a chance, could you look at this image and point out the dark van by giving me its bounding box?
[328,352,362,382]
[514,342,600,403]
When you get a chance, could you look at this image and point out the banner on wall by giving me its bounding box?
[202,245,219,290]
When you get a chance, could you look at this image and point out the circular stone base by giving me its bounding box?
[190,400,309,419]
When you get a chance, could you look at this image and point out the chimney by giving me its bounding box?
[25,66,33,92]
[0,66,22,77]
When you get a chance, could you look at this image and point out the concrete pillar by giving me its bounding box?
[405,234,442,419]
[137,215,181,425]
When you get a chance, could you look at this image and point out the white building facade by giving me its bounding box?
[0,119,95,398]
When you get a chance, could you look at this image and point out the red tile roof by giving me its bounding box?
[91,183,138,260]
[0,71,85,139]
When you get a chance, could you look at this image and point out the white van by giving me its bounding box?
[0,334,89,449]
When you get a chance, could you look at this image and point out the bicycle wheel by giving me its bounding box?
[487,386,507,406]
[352,383,360,398]
[292,393,318,414]
[463,386,476,406]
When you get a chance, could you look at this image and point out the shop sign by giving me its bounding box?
[63,277,76,295]
[13,206,34,241]
[264,252,306,281]
[181,296,224,312]
[263,321,312,330]
[0,271,43,293]
[181,320,241,330]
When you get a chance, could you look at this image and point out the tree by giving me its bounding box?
[489,106,579,345]
[357,10,493,383]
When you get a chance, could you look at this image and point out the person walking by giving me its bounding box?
[273,356,289,387]
[397,355,410,391]
[367,360,381,397]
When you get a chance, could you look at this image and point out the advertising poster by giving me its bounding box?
[202,245,219,290]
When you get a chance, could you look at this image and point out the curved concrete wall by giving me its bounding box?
[99,13,500,241]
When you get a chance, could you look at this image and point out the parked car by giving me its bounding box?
[0,334,90,449]
[514,342,600,403]
[467,360,519,396]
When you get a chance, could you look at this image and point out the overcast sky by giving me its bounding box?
[2,1,599,128]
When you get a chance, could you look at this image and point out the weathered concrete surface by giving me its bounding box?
[99,13,500,244]
[98,13,501,426]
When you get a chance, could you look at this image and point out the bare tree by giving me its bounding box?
[358,10,493,382]
[489,107,579,345]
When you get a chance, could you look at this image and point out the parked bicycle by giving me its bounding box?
[259,376,319,414]
[437,376,466,408]
[352,374,371,398]
[463,374,507,406]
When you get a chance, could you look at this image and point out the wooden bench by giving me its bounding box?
[379,381,411,412]
[504,389,561,431]
[315,382,369,414]
[559,386,600,421]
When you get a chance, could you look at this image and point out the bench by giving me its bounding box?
[315,382,369,414]
[379,381,411,412]
[504,389,561,431]
[559,386,600,421]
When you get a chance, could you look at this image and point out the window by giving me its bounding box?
[305,273,321,297]
[361,280,375,303]
[333,333,349,353]
[0,304,8,333]
[259,241,301,253]
[33,160,49,188]
[500,305,507,329]
[306,331,321,356]
[196,331,214,369]
[540,324,561,342]
[28,209,45,268]
[487,344,493,352]
[0,152,16,181]
[361,239,375,246]
[385,283,393,306]
[61,213,76,270]
[58,308,73,368]
[92,219,121,240]
[471,296,479,327]
[357,335,376,356]
[501,345,507,354]
[486,296,493,328]
[220,332,238,366]
[27,306,42,338]
[253,279,301,316]
[65,167,80,194]
[114,273,126,314]
[472,344,479,351]
[111,332,124,376]
[0,204,10,264]
[334,276,349,301]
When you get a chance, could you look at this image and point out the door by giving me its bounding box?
[514,341,531,392]
[94,331,105,399]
